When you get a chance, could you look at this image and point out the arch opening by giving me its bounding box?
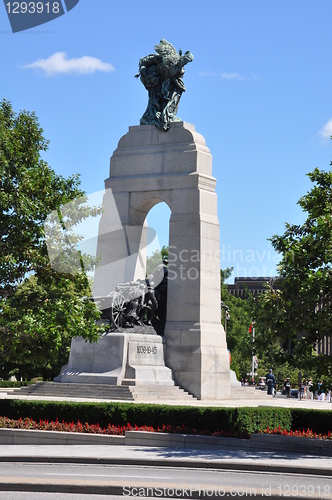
[143,202,171,325]
[145,201,171,275]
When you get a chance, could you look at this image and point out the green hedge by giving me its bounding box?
[0,399,296,437]
[291,408,332,435]
[0,381,33,388]
[1,399,330,436]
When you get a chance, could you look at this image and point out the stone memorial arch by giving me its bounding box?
[93,122,231,400]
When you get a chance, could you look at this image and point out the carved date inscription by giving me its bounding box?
[137,345,157,355]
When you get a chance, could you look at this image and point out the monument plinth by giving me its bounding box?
[55,332,174,387]
[92,122,231,400]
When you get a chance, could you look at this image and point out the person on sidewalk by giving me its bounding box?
[300,379,307,399]
[317,380,326,400]
[265,369,276,395]
[283,377,291,398]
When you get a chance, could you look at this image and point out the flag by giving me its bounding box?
[249,322,253,334]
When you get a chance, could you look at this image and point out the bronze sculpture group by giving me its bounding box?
[95,261,168,333]
[136,39,194,131]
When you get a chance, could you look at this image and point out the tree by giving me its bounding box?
[220,268,253,380]
[0,99,103,379]
[253,167,332,384]
[221,269,305,387]
[146,245,168,276]
[220,267,233,284]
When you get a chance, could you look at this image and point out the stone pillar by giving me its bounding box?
[93,122,231,399]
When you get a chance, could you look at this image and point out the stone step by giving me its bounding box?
[129,385,196,401]
[129,386,188,394]
[12,382,134,401]
[122,379,136,386]
[15,382,130,390]
[14,387,171,395]
[11,381,197,402]
[230,387,269,400]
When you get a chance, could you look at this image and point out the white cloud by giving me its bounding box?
[320,119,332,139]
[221,72,244,81]
[23,52,115,76]
[199,70,247,81]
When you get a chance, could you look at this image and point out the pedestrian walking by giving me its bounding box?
[265,369,276,396]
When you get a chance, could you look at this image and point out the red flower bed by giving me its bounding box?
[261,425,332,440]
[0,416,234,437]
[0,416,150,435]
[1,416,330,440]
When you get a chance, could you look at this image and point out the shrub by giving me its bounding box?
[0,381,33,388]
[1,399,326,438]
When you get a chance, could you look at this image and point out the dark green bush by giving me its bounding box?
[0,381,33,388]
[291,408,332,435]
[234,407,292,436]
[0,399,328,437]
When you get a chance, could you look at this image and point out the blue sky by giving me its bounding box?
[1,1,332,283]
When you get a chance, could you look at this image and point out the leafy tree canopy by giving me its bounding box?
[146,245,168,276]
[220,268,253,380]
[0,100,103,380]
[253,167,332,384]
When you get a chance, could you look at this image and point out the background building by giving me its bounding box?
[227,277,282,299]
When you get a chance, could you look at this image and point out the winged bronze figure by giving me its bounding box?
[135,39,194,131]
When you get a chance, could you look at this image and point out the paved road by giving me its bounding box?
[1,462,332,494]
[1,457,332,498]
[0,445,331,474]
[0,494,117,500]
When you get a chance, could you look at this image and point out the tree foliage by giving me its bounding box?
[0,100,103,380]
[146,245,168,276]
[221,269,307,387]
[253,167,332,384]
[220,268,253,380]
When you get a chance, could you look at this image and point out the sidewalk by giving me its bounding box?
[0,442,332,496]
[1,389,332,408]
[0,442,331,474]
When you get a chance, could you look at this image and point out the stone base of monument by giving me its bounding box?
[55,332,175,388]
[230,370,241,387]
[230,385,269,400]
[12,379,197,402]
